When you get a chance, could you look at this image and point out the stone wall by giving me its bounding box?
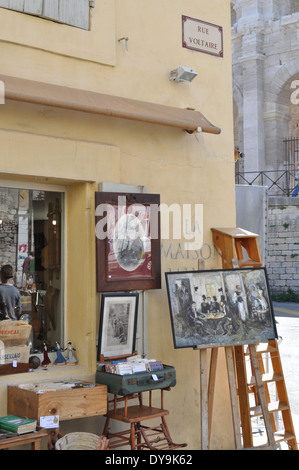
[266,196,299,294]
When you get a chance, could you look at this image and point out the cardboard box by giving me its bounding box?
[0,344,30,365]
[0,320,32,346]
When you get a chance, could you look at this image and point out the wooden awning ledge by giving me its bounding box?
[0,74,221,135]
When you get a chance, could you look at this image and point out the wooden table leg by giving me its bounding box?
[31,440,41,450]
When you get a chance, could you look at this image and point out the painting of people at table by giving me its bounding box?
[166,268,277,349]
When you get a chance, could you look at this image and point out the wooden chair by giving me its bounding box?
[103,389,187,450]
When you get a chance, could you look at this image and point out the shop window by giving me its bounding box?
[0,0,91,30]
[0,186,64,353]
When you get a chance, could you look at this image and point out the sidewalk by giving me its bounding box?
[272,301,299,317]
[272,302,299,449]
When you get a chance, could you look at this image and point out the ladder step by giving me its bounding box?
[249,372,283,386]
[250,401,289,417]
[254,431,296,448]
[244,343,278,355]
[238,259,263,268]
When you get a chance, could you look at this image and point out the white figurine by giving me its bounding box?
[64,341,77,365]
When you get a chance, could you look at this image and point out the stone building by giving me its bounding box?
[231,0,299,295]
[231,0,299,173]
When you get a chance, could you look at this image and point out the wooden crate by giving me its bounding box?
[7,384,107,423]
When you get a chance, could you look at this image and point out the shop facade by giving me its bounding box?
[0,1,236,449]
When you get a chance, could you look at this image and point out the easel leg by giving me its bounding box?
[225,346,242,449]
[234,345,253,448]
[208,348,218,447]
[200,349,209,450]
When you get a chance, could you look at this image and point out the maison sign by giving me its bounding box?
[182,16,223,58]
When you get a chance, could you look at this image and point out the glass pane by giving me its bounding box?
[0,186,63,353]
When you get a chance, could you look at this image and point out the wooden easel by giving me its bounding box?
[200,228,297,449]
[199,345,242,449]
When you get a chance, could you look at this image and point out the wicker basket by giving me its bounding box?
[55,432,108,450]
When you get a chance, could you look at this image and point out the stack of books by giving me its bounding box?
[103,356,164,375]
[0,415,37,435]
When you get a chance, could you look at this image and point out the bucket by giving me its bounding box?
[55,432,109,450]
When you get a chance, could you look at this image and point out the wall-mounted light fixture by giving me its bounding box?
[169,66,198,83]
[118,37,129,51]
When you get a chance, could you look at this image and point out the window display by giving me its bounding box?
[0,186,63,353]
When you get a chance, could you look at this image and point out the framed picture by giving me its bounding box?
[97,293,139,360]
[165,268,278,350]
[95,192,161,292]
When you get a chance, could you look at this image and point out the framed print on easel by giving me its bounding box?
[95,192,161,292]
[165,267,278,350]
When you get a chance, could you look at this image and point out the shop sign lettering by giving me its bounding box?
[182,16,223,57]
[0,352,21,360]
[0,329,20,335]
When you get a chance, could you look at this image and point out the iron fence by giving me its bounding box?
[235,137,298,196]
[284,137,299,168]
[235,168,297,196]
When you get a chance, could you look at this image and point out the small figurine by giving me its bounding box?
[64,341,77,365]
[54,341,65,365]
[42,342,51,367]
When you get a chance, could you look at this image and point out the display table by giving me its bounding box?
[0,427,48,450]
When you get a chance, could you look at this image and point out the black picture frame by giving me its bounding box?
[97,293,139,360]
[165,267,278,350]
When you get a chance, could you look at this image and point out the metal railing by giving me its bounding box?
[283,137,299,168]
[235,168,297,196]
[235,137,298,196]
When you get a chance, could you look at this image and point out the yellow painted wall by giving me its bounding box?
[0,1,236,449]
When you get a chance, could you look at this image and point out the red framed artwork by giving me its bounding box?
[95,192,161,292]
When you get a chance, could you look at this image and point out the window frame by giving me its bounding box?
[0,0,91,30]
[0,179,66,350]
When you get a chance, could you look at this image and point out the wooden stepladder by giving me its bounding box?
[211,227,263,269]
[208,227,298,450]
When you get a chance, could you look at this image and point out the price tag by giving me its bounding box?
[151,374,158,381]
[40,415,60,429]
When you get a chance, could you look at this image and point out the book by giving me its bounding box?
[132,362,147,374]
[116,362,133,375]
[0,415,37,434]
[149,361,164,371]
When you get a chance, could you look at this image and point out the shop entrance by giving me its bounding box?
[0,186,64,353]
